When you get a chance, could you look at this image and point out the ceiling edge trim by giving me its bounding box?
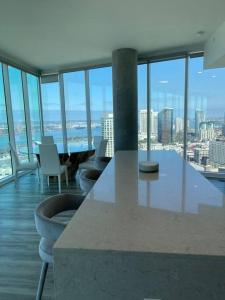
[42,43,204,75]
[0,49,41,76]
[0,42,204,76]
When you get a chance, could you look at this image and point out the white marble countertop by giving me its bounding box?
[54,150,225,256]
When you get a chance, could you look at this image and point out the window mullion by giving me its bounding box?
[59,74,68,153]
[147,63,151,150]
[183,55,189,160]
[22,71,33,161]
[2,64,16,155]
[37,77,44,136]
[85,70,92,148]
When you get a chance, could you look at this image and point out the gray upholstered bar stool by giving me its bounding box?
[34,193,84,300]
[79,169,102,194]
[95,156,111,170]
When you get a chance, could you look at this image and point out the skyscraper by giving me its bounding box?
[209,138,225,168]
[101,113,114,157]
[195,110,205,137]
[139,109,158,139]
[175,117,183,134]
[158,108,173,144]
[199,121,216,141]
[222,124,225,137]
[223,112,225,136]
[139,109,147,137]
[151,110,158,139]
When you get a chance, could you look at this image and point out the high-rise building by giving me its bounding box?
[101,113,114,157]
[209,138,225,168]
[158,108,173,144]
[223,113,225,137]
[195,110,205,137]
[199,121,216,141]
[151,110,158,139]
[139,109,158,139]
[175,117,183,134]
[223,124,225,137]
[139,109,147,137]
[194,147,209,164]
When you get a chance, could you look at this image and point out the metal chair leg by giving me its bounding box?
[37,167,40,184]
[41,175,44,193]
[65,169,69,187]
[36,262,49,300]
[76,169,81,186]
[58,174,61,193]
[15,171,18,183]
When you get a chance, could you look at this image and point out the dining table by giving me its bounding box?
[33,143,95,180]
[53,150,225,300]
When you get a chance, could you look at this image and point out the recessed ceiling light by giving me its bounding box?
[197,71,203,74]
[211,75,216,78]
[197,30,205,36]
[159,80,168,84]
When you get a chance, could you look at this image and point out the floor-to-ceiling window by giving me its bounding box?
[27,74,41,149]
[63,71,88,150]
[8,66,29,162]
[0,64,43,182]
[138,64,147,150]
[0,64,12,179]
[137,56,225,174]
[138,59,185,154]
[42,68,114,156]
[150,59,185,154]
[0,53,223,184]
[89,67,113,156]
[187,56,225,172]
[41,81,63,145]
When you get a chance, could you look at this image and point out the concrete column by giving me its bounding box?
[112,48,138,152]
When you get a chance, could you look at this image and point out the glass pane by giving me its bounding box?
[27,74,41,148]
[89,67,113,157]
[63,71,88,149]
[150,59,185,155]
[138,64,147,150]
[188,57,225,172]
[8,66,29,162]
[0,64,12,179]
[41,82,63,145]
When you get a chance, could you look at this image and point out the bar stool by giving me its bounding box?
[34,193,84,300]
[79,169,102,194]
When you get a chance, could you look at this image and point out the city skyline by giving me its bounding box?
[1,56,225,179]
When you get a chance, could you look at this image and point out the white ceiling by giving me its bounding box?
[0,0,225,73]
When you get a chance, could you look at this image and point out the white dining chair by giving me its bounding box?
[85,136,103,161]
[79,136,108,162]
[41,136,54,144]
[39,144,68,193]
[77,139,108,183]
[95,137,108,157]
[9,142,39,182]
[93,135,102,152]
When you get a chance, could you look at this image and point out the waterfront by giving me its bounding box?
[0,124,102,179]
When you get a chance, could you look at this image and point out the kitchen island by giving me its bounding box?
[54,151,225,300]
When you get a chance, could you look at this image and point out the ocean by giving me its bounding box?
[0,126,102,151]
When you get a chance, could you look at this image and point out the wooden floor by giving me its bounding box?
[0,173,82,300]
[0,173,224,300]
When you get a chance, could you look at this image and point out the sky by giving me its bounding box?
[138,57,225,120]
[41,56,225,121]
[0,57,225,123]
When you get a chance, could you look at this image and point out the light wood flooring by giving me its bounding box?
[0,173,82,300]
